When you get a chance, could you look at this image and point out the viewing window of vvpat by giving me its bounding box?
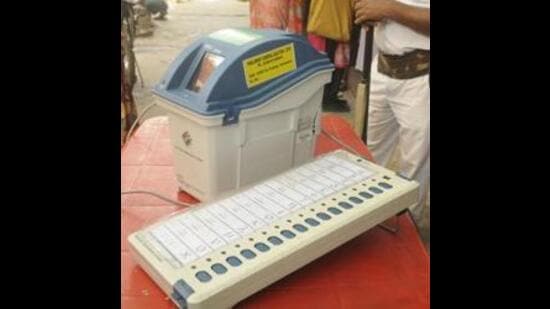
[187,53,225,92]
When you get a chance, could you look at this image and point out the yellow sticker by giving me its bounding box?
[243,43,297,88]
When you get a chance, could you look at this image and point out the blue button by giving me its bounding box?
[379,182,393,189]
[338,201,353,209]
[349,196,364,204]
[293,224,308,232]
[359,191,373,199]
[316,212,331,220]
[369,186,384,194]
[195,271,212,283]
[255,242,270,252]
[240,249,256,259]
[211,263,227,274]
[327,207,342,215]
[281,230,296,239]
[226,256,242,267]
[305,218,320,226]
[268,236,283,245]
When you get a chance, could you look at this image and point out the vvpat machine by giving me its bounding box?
[153,28,334,201]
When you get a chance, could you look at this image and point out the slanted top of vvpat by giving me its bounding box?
[152,28,334,202]
[153,28,334,125]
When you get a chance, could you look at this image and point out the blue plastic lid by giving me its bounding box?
[153,28,334,125]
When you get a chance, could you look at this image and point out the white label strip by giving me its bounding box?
[232,193,277,223]
[180,215,226,250]
[222,199,266,230]
[195,208,241,243]
[266,179,309,206]
[136,232,183,268]
[277,175,318,204]
[254,183,301,211]
[166,218,209,258]
[208,203,254,236]
[141,153,376,267]
[150,225,197,265]
[245,189,289,217]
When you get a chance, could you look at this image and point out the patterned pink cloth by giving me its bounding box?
[287,0,305,34]
[307,33,326,52]
[250,1,349,69]
[308,33,350,69]
[250,0,304,34]
[250,0,290,30]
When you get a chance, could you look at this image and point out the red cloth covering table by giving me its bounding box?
[122,115,429,309]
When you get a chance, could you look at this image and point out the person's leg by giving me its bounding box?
[388,74,430,227]
[340,68,349,92]
[365,58,399,167]
[322,40,349,112]
[323,38,337,101]
[324,67,345,100]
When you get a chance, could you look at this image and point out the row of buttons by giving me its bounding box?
[194,183,392,283]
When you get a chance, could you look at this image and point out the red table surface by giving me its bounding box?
[122,116,430,309]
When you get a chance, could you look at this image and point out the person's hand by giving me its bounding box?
[354,0,396,25]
